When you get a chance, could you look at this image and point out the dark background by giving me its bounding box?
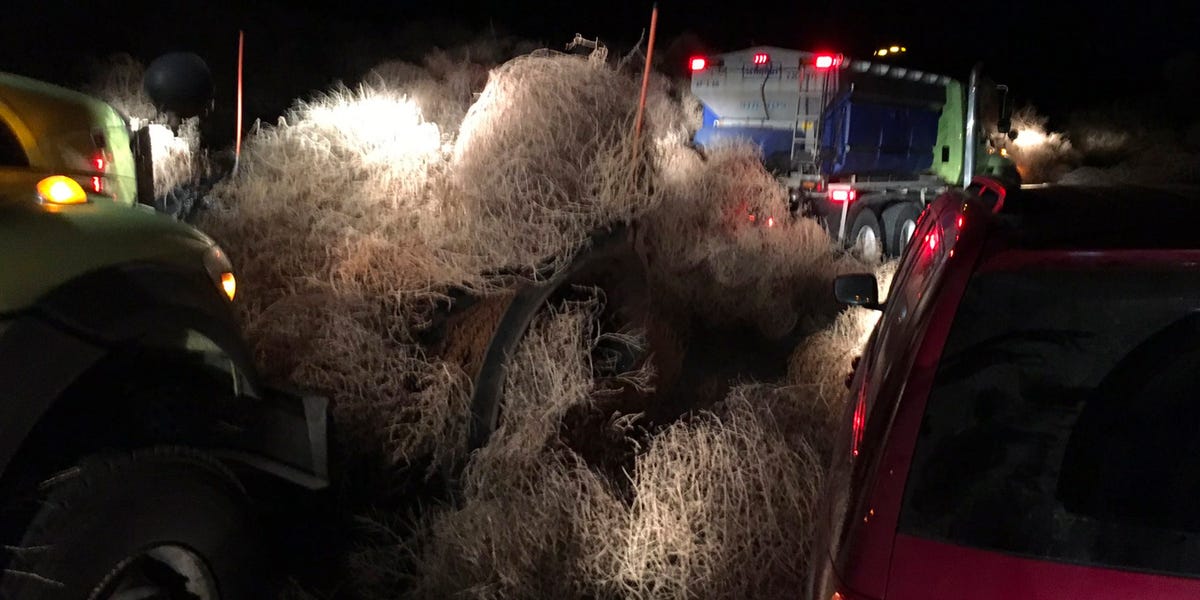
[3,0,1197,135]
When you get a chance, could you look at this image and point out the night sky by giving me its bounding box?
[3,0,1197,130]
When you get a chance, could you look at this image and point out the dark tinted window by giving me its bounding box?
[0,120,27,167]
[901,265,1200,577]
[831,204,959,564]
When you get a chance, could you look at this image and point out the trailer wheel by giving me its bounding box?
[849,210,883,262]
[882,202,922,257]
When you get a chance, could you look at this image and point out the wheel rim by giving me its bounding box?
[91,545,219,600]
[899,219,917,247]
[855,226,880,261]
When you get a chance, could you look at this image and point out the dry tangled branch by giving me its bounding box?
[448,53,660,276]
[185,44,876,599]
[395,302,631,600]
[641,142,866,338]
[604,386,827,598]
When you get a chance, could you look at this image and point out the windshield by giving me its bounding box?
[900,263,1200,578]
[0,119,27,167]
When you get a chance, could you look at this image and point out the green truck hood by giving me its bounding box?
[0,197,215,313]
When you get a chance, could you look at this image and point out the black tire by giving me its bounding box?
[1,448,268,599]
[468,225,654,453]
[881,202,923,258]
[848,209,884,262]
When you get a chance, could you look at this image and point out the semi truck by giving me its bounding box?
[690,47,1019,258]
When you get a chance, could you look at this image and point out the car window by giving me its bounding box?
[862,203,958,426]
[0,119,28,167]
[832,204,960,558]
[900,265,1200,578]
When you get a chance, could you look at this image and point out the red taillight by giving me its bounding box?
[851,385,867,458]
[925,228,940,253]
[91,176,102,193]
[829,188,857,202]
[752,52,769,65]
[93,155,106,171]
[814,53,843,69]
[690,56,707,71]
[956,215,964,229]
[767,216,776,228]
[831,592,878,600]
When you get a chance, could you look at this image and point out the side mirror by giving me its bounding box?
[996,84,1012,134]
[834,274,883,310]
[132,127,156,207]
[144,52,214,119]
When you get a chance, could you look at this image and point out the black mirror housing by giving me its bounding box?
[835,274,883,310]
[144,52,214,119]
[995,83,1012,134]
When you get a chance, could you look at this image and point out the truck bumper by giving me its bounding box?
[0,312,332,492]
[217,386,332,491]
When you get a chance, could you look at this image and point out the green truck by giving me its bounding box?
[0,71,329,598]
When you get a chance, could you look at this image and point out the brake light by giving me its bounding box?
[93,155,106,171]
[814,53,843,69]
[91,176,103,193]
[752,52,769,65]
[829,188,857,202]
[690,56,707,71]
[956,215,964,229]
[851,385,867,458]
[767,216,776,227]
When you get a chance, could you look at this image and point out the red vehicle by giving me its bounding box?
[811,180,1200,599]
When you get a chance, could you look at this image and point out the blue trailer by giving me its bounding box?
[690,47,1018,258]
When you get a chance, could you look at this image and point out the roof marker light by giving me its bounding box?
[752,52,769,65]
[36,176,88,205]
[690,56,707,71]
[814,53,843,69]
